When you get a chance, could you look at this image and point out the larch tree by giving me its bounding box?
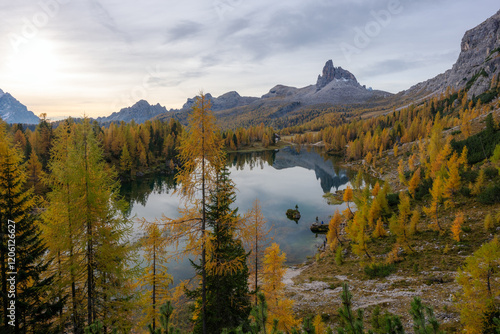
[0,123,61,333]
[456,237,500,333]
[261,243,299,332]
[163,93,225,334]
[26,151,45,195]
[424,176,445,232]
[42,119,136,332]
[242,199,272,303]
[451,212,464,242]
[389,192,414,253]
[327,210,343,251]
[139,219,172,332]
[408,167,421,199]
[343,185,354,218]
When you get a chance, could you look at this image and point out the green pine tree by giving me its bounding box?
[189,167,251,334]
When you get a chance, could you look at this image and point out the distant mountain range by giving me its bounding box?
[0,89,39,124]
[95,59,390,127]
[2,9,499,127]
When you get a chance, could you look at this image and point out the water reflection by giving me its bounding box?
[122,146,366,283]
[228,146,354,193]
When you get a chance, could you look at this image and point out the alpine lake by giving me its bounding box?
[120,146,369,285]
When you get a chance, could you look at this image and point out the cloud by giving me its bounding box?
[165,20,203,43]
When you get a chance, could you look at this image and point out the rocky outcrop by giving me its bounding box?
[406,9,500,97]
[98,100,169,124]
[316,59,358,90]
[0,89,39,124]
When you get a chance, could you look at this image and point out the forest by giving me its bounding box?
[1,73,500,334]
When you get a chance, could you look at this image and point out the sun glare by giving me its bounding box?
[6,39,61,86]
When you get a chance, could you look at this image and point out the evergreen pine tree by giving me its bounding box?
[190,167,251,333]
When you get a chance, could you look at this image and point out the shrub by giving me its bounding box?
[477,184,500,204]
[484,167,499,180]
[415,177,433,200]
[364,263,396,279]
[386,193,400,208]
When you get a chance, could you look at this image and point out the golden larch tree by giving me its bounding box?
[162,93,224,334]
[327,209,343,251]
[456,237,500,333]
[261,243,299,332]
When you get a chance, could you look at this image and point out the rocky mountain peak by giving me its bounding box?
[316,60,357,90]
[406,10,500,97]
[0,90,39,124]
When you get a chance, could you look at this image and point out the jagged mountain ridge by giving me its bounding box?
[0,89,39,124]
[403,9,500,98]
[97,100,170,124]
[151,60,390,128]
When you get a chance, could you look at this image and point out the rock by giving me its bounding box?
[405,10,500,97]
[0,89,40,124]
[316,59,358,90]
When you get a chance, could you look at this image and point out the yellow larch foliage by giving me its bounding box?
[471,169,485,196]
[343,185,354,216]
[408,167,421,199]
[484,213,495,232]
[451,212,464,242]
[327,210,343,251]
[313,314,326,334]
[371,182,381,196]
[393,144,399,158]
[262,243,300,332]
[408,153,417,171]
[372,218,387,238]
[444,152,461,203]
[456,237,500,333]
[424,176,445,232]
[409,209,420,234]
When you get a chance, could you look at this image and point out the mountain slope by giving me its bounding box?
[404,9,500,98]
[0,89,39,124]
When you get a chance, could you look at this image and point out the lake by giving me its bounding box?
[121,146,360,284]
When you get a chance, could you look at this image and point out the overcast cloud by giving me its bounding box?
[0,0,498,118]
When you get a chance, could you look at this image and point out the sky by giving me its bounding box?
[0,0,498,119]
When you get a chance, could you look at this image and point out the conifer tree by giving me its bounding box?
[261,243,299,332]
[456,237,500,333]
[408,168,421,199]
[26,151,45,195]
[190,167,251,333]
[42,119,136,332]
[327,210,343,251]
[0,123,61,333]
[389,192,414,253]
[424,176,445,232]
[451,212,464,242]
[139,220,172,332]
[242,199,272,302]
[163,93,225,334]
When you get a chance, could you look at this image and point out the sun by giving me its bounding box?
[5,39,61,86]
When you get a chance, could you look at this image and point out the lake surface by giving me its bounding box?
[121,146,360,284]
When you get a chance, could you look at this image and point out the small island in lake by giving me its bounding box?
[286,205,301,222]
